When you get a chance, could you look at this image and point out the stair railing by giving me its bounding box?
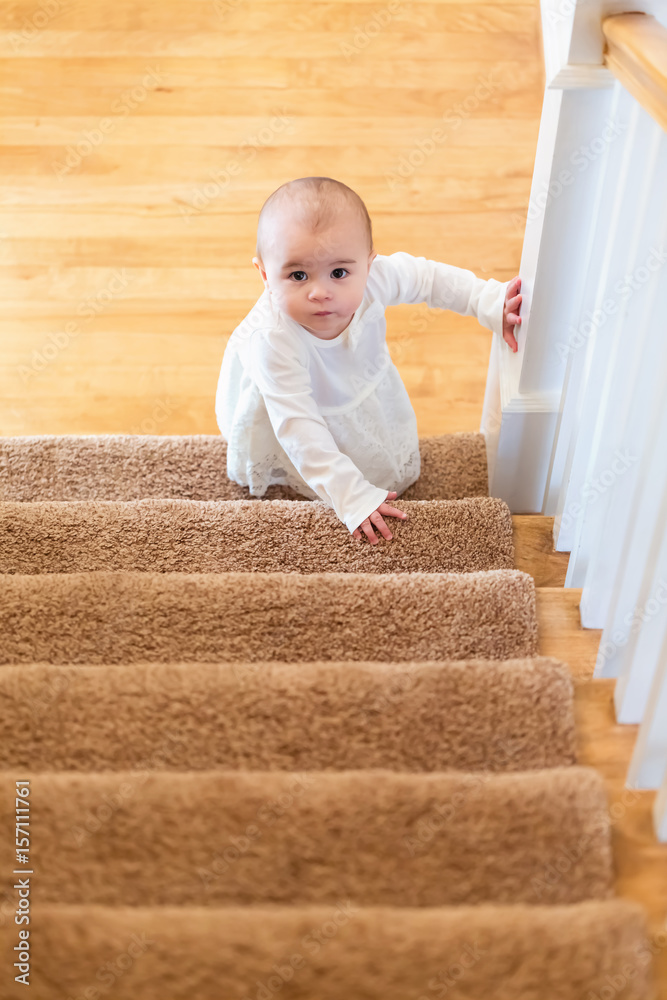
[481,1,667,838]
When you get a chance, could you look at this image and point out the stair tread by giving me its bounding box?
[0,496,514,574]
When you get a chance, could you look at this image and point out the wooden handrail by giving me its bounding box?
[602,12,667,132]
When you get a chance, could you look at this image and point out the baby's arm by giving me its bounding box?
[249,329,406,539]
[371,251,520,350]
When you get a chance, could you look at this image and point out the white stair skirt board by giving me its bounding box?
[628,652,667,791]
[566,115,667,606]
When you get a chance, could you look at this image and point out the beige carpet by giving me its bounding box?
[0,432,488,501]
[0,496,514,574]
[0,432,653,999]
[0,769,613,907]
[0,568,539,664]
[0,658,576,772]
[0,901,651,1000]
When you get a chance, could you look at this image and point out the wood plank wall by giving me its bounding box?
[0,0,543,436]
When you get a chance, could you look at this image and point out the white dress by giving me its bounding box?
[215,251,508,534]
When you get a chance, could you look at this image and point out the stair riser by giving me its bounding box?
[0,659,576,772]
[0,770,612,907]
[0,901,651,1000]
[0,497,514,575]
[0,569,539,664]
[0,433,489,502]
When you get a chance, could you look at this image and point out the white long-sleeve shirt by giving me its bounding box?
[215,251,509,533]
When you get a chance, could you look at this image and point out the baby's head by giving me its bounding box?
[252,177,377,339]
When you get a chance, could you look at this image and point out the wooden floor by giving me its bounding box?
[2,0,665,996]
[0,0,543,436]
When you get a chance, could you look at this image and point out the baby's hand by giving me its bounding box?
[503,275,522,353]
[352,491,407,545]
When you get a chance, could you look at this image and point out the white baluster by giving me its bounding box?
[628,653,667,790]
[655,774,667,842]
[613,495,667,721]
[565,116,667,605]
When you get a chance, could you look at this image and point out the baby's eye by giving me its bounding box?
[289,271,308,281]
[331,268,349,279]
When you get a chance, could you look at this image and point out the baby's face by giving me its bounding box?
[253,207,376,340]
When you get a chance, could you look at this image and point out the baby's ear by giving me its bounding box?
[252,257,268,283]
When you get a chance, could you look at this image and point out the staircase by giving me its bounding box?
[0,433,654,999]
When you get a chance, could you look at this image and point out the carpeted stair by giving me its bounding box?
[0,658,576,772]
[0,496,514,574]
[0,432,488,501]
[0,432,654,999]
[0,768,613,906]
[3,901,649,999]
[0,568,538,664]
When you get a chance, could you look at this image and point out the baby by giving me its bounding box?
[215,176,522,544]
